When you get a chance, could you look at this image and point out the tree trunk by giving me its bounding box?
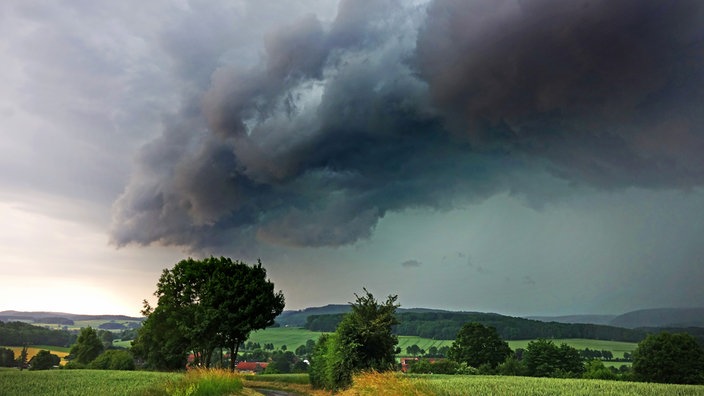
[229,339,241,372]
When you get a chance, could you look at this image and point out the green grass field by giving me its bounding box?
[244,328,638,360]
[247,327,322,350]
[507,339,637,359]
[0,369,180,396]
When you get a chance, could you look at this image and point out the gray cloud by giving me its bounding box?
[401,259,422,268]
[111,0,704,251]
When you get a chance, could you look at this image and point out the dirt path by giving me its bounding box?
[251,388,300,396]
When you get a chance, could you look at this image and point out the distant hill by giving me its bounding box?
[609,308,704,329]
[275,305,451,327]
[526,314,617,325]
[0,310,143,323]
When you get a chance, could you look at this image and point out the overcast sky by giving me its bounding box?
[2,0,703,317]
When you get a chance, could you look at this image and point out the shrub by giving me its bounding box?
[28,350,60,370]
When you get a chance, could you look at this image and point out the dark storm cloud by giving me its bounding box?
[112,0,704,250]
[418,0,704,188]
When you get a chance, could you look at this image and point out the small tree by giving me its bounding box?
[310,289,399,391]
[633,332,704,384]
[70,327,104,365]
[17,345,28,370]
[449,322,512,369]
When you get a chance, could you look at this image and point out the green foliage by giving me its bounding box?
[264,351,296,374]
[633,331,704,384]
[132,257,285,371]
[89,350,135,370]
[28,350,60,370]
[497,356,527,376]
[69,327,104,365]
[523,339,584,378]
[448,322,512,369]
[0,348,15,367]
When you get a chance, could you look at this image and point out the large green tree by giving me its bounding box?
[132,257,285,371]
[633,332,704,384]
[448,322,512,369]
[69,327,104,365]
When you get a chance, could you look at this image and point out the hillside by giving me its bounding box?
[0,310,142,322]
[609,307,704,329]
[526,314,616,325]
[275,305,450,327]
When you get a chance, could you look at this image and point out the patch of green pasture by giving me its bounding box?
[247,327,322,350]
[0,369,180,396]
[405,374,704,396]
[507,339,637,359]
[397,336,453,354]
[113,340,133,349]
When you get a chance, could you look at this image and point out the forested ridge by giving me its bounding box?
[0,321,76,347]
[306,311,647,342]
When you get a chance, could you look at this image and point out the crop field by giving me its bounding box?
[338,372,704,396]
[0,369,180,396]
[3,346,70,365]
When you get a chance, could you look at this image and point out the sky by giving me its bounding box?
[1,0,704,318]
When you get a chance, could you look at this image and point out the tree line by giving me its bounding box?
[0,321,76,347]
[305,311,646,342]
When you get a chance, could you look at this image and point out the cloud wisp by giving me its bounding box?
[111,0,704,252]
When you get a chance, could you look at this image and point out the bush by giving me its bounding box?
[309,333,353,391]
[89,350,135,370]
[582,360,616,380]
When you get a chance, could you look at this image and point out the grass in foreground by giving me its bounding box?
[337,372,704,396]
[0,369,179,396]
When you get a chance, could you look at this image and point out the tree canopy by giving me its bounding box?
[633,332,704,384]
[522,339,584,378]
[448,322,512,369]
[132,257,285,371]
